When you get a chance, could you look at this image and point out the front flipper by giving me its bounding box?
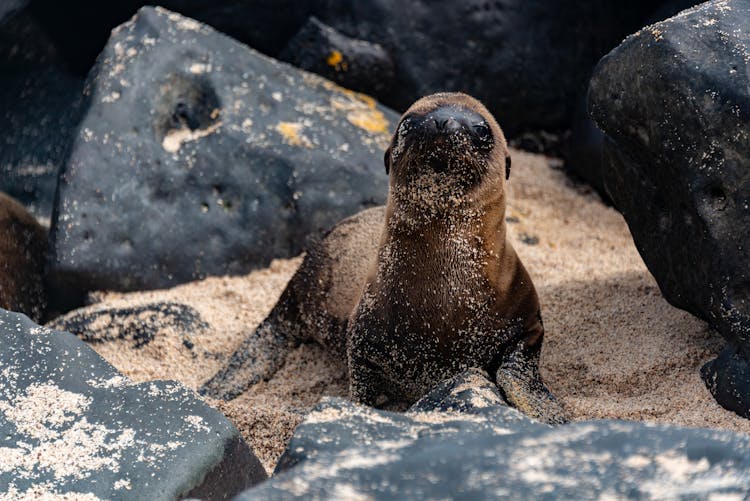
[199,320,296,401]
[495,338,568,425]
[348,354,391,407]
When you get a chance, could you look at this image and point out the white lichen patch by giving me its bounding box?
[160,8,203,32]
[185,415,210,433]
[715,0,732,13]
[29,326,54,337]
[101,91,121,103]
[113,478,132,491]
[189,62,211,74]
[162,121,222,153]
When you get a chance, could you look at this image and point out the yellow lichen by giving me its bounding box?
[345,109,390,135]
[326,50,348,71]
[324,82,391,136]
[275,122,313,148]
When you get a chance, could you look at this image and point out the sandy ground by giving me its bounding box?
[66,148,750,473]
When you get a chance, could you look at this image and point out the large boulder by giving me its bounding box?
[0,5,85,221]
[235,369,750,499]
[279,16,395,99]
[589,0,750,417]
[48,6,395,297]
[29,0,671,136]
[28,0,316,74]
[299,1,661,136]
[0,308,266,499]
[0,193,47,322]
[564,0,701,197]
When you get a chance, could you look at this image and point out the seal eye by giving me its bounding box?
[471,123,493,151]
[472,123,491,141]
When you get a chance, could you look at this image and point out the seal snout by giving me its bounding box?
[411,105,494,152]
[433,115,462,134]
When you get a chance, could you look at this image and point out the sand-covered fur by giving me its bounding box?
[201,93,566,423]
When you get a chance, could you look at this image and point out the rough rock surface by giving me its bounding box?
[29,0,315,74]
[29,1,670,136]
[49,6,395,297]
[0,308,266,499]
[235,369,750,499]
[0,193,47,322]
[307,1,661,136]
[0,5,85,220]
[565,0,700,197]
[279,16,395,98]
[589,0,750,417]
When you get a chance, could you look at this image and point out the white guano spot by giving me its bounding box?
[162,121,222,153]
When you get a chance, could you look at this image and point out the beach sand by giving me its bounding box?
[68,148,750,473]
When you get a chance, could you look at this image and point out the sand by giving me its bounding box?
[64,148,750,474]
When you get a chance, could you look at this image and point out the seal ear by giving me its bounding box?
[505,154,511,180]
[384,146,392,175]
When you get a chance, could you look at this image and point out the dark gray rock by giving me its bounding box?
[49,6,395,296]
[235,369,750,500]
[589,0,750,417]
[0,193,47,322]
[28,1,673,137]
[564,82,608,198]
[0,0,27,19]
[0,6,85,220]
[564,1,700,198]
[279,16,395,98]
[308,1,661,136]
[0,308,266,499]
[28,0,315,75]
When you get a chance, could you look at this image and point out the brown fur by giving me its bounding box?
[347,93,543,404]
[0,193,47,322]
[201,93,566,423]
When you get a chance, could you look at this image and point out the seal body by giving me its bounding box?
[201,93,565,423]
[346,93,545,408]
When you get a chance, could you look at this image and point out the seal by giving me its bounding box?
[201,92,566,423]
[0,193,47,322]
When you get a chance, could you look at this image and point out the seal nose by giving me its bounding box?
[435,117,461,133]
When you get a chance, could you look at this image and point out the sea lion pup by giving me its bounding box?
[201,92,567,424]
